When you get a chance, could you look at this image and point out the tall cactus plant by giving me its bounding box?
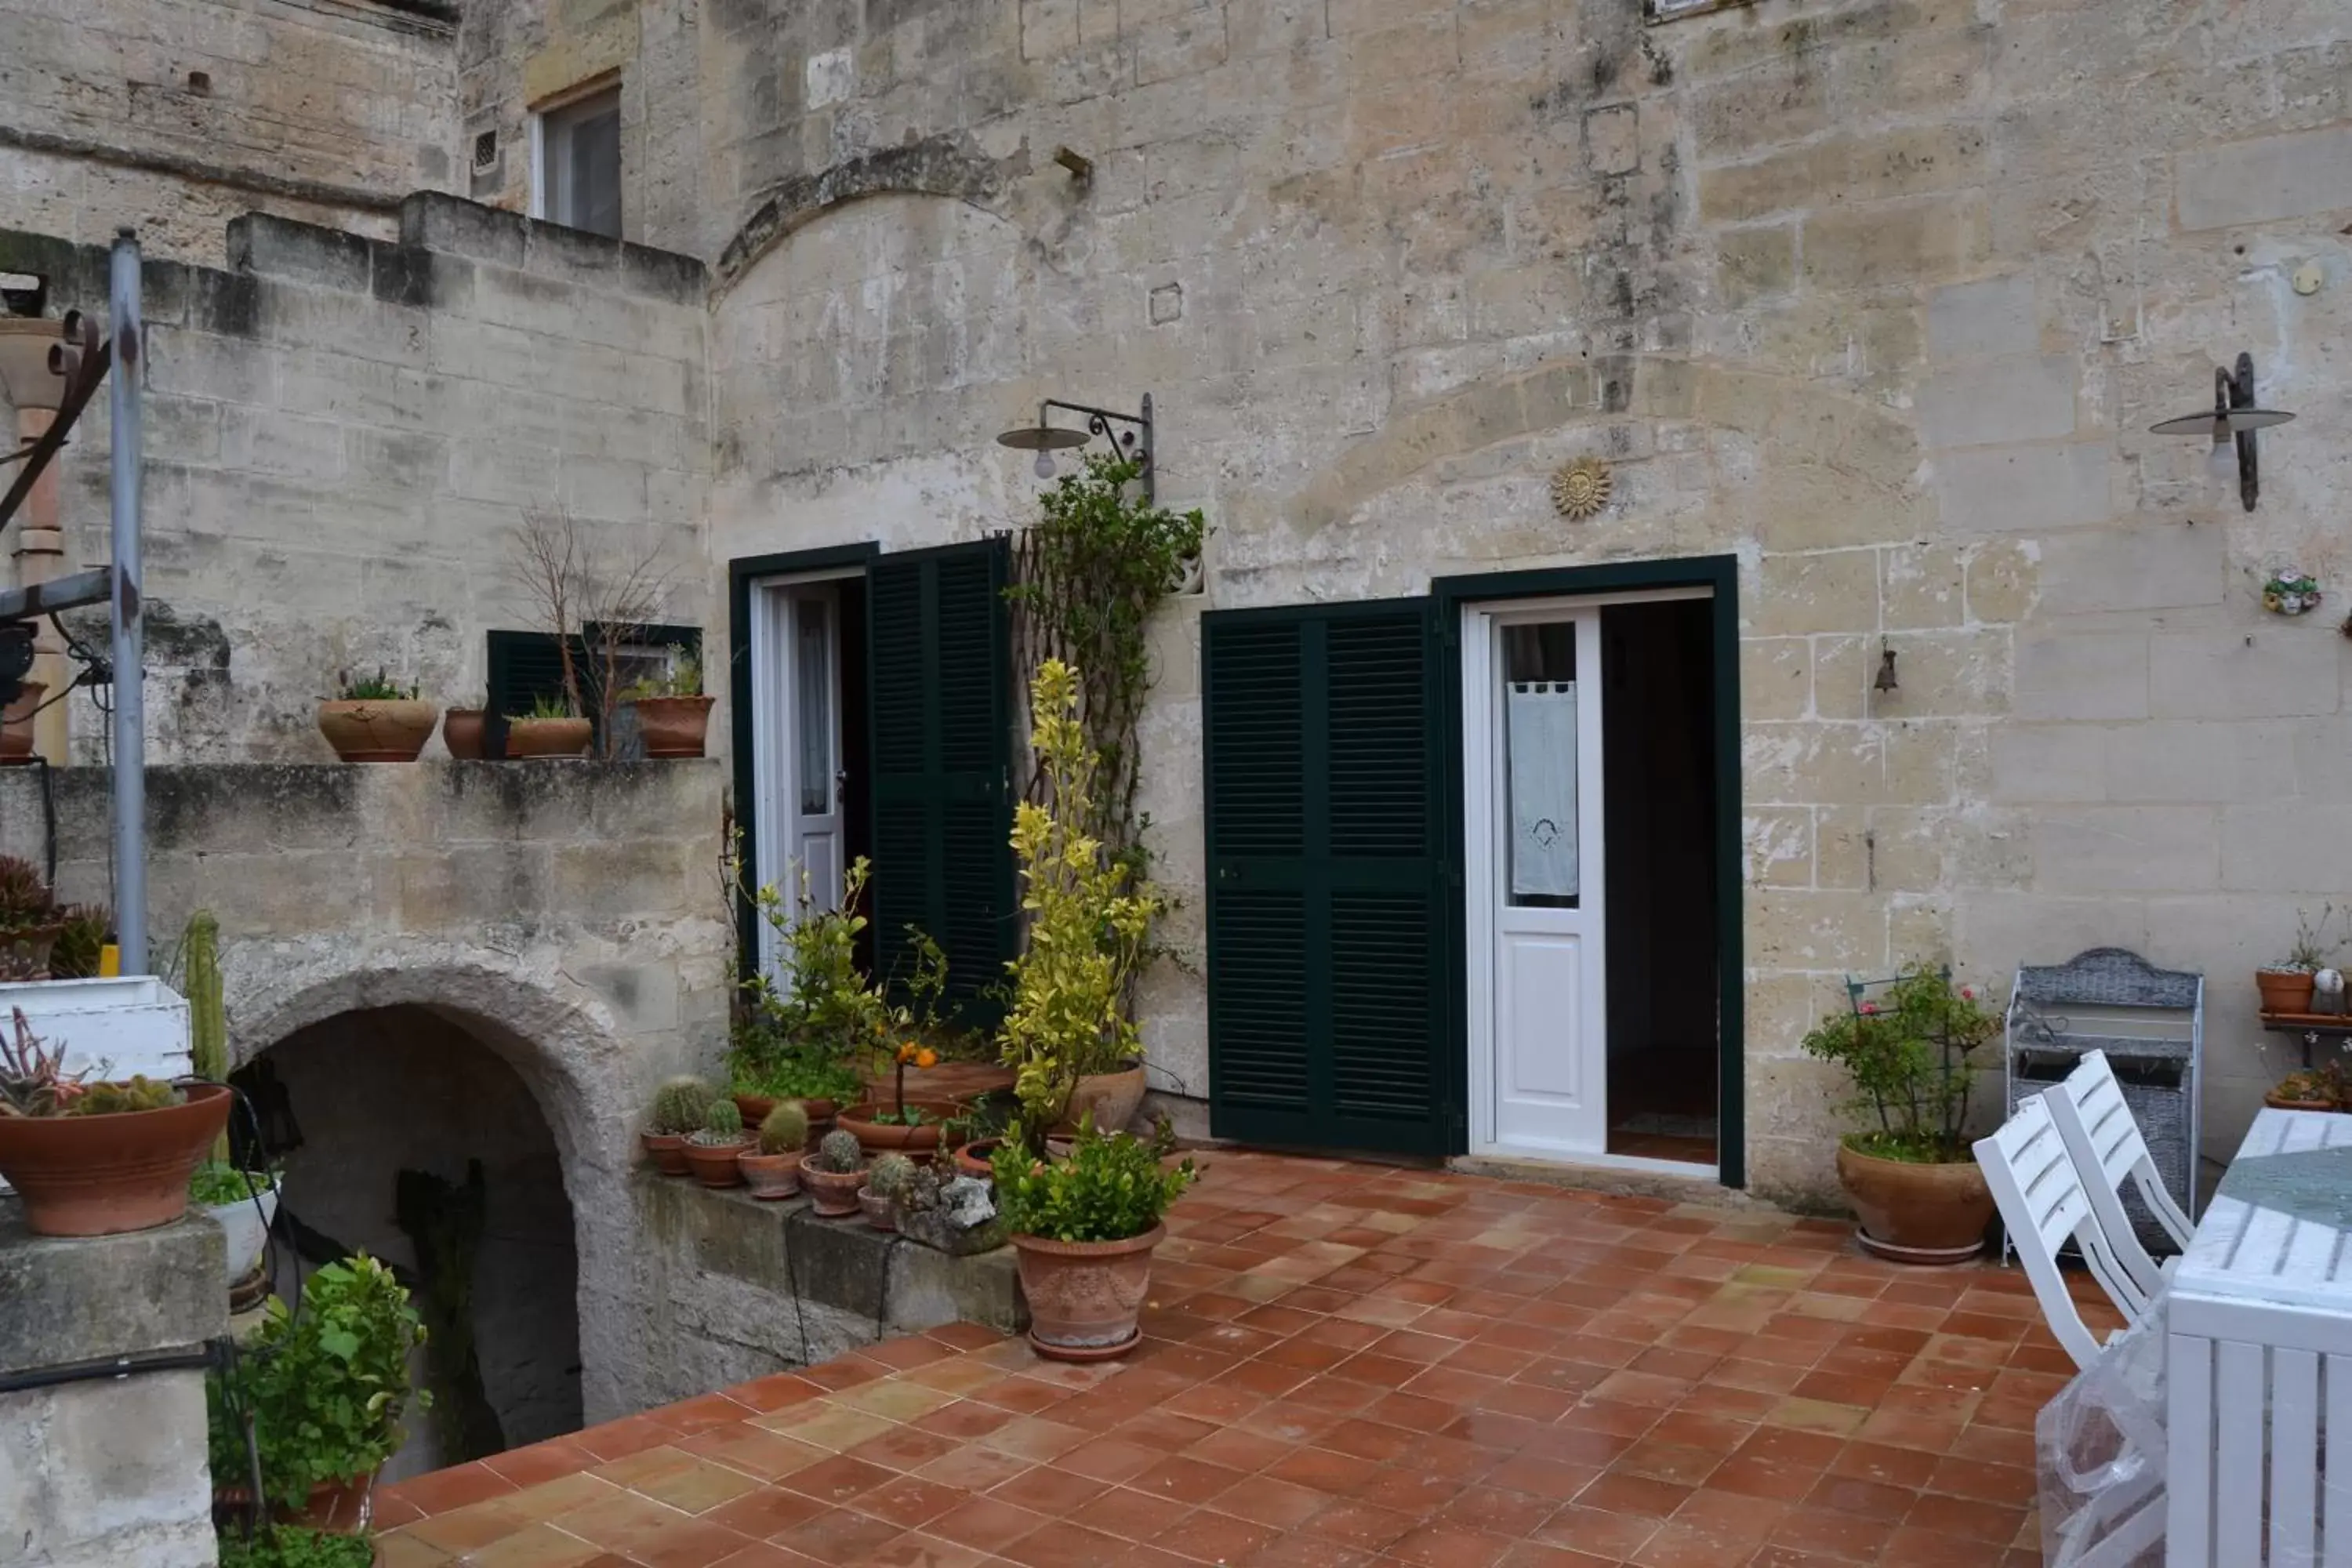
[183,911,230,1160]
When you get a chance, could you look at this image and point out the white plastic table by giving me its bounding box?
[2168,1107,2352,1566]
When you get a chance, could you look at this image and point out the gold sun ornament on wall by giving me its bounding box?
[1550,455,1613,521]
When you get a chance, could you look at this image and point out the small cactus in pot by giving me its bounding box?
[860,1152,916,1231]
[641,1075,715,1176]
[683,1098,753,1189]
[800,1127,869,1218]
[739,1101,811,1200]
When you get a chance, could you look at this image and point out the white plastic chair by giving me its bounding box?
[2045,1049,2193,1306]
[1973,1093,2154,1370]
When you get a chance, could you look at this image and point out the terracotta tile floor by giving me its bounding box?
[376,1152,2109,1567]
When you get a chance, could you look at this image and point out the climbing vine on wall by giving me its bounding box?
[1006,452,1207,873]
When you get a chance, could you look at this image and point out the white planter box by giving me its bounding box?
[0,975,192,1082]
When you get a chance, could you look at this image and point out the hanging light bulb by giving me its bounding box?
[1033,448,1056,480]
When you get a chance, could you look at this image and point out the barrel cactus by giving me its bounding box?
[689,1098,746,1147]
[68,1076,183,1116]
[814,1127,864,1174]
[867,1152,916,1201]
[648,1076,714,1136]
[758,1101,809,1155]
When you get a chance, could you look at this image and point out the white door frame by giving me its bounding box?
[1462,586,1715,1175]
[746,566,861,978]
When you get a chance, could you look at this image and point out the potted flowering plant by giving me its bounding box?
[1800,967,2000,1265]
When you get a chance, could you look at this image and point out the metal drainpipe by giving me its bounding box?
[107,230,145,975]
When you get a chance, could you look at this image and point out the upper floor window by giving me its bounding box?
[534,86,621,238]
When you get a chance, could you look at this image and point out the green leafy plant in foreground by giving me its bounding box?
[991,1116,1195,1244]
[206,1254,429,1511]
[1799,967,2000,1164]
[191,1159,276,1207]
[215,1526,375,1568]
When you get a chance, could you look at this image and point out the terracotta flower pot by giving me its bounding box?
[0,1082,232,1236]
[684,1138,753,1188]
[735,1094,837,1127]
[2259,969,2318,1015]
[1833,1139,1994,1265]
[639,1131,691,1176]
[216,1472,375,1535]
[953,1138,1000,1183]
[858,1187,898,1230]
[1066,1061,1149,1135]
[799,1155,866,1217]
[2267,1092,2339,1112]
[317,699,438,762]
[632,695,715,758]
[0,920,63,982]
[738,1150,802,1199]
[1,678,45,759]
[837,1100,965,1158]
[443,709,486,760]
[505,716,592,758]
[1012,1225,1165,1361]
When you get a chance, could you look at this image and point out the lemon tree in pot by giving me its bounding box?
[1801,967,2001,1265]
[208,1254,428,1534]
[993,1116,1194,1361]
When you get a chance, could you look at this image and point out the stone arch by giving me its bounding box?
[713,135,1031,294]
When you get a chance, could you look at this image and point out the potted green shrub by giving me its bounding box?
[728,862,883,1129]
[683,1098,753,1187]
[0,855,64,980]
[993,1117,1194,1361]
[1800,966,2000,1265]
[640,1075,713,1176]
[214,1524,376,1568]
[209,1254,427,1534]
[0,1007,230,1236]
[621,646,714,758]
[2259,906,2343,1016]
[191,1157,282,1287]
[316,669,437,762]
[996,660,1163,1151]
[738,1102,809,1198]
[798,1127,866,1217]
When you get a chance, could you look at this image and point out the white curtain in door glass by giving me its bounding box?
[1506,681,1579,899]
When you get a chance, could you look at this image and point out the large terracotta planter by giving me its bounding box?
[738,1150,802,1199]
[631,695,714,758]
[2259,969,2318,1014]
[684,1138,752,1188]
[443,709,486,760]
[639,1131,691,1176]
[1,678,45,759]
[317,699,438,762]
[799,1156,866,1217]
[1012,1224,1165,1361]
[837,1101,965,1159]
[0,1082,231,1236]
[505,717,592,758]
[1834,1139,1994,1265]
[1065,1061,1148,1135]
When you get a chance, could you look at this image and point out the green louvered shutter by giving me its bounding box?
[1203,601,1448,1153]
[866,541,1014,1025]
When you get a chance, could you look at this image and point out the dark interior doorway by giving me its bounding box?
[1601,598,1720,1165]
[837,576,875,978]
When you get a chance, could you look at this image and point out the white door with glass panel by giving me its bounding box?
[750,575,848,979]
[1465,604,1607,1158]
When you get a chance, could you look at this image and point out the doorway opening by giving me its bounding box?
[1463,587,1722,1174]
[747,569,871,978]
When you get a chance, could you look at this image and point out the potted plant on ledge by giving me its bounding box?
[1800,966,2000,1265]
[317,669,437,763]
[640,1076,713,1176]
[727,861,880,1134]
[993,1116,1195,1362]
[2259,906,2343,1017]
[0,855,65,980]
[683,1098,753,1187]
[799,1127,867,1217]
[738,1101,808,1198]
[622,647,713,758]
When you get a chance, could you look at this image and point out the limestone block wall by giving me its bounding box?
[0,0,461,265]
[0,759,735,1425]
[662,0,2352,1205]
[0,194,713,764]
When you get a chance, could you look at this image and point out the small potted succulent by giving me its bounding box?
[2259,906,2343,1016]
[503,692,591,758]
[683,1098,753,1187]
[442,696,487,760]
[0,855,64,980]
[2267,1060,2351,1112]
[737,1101,809,1199]
[621,648,714,758]
[640,1076,713,1176]
[0,1007,231,1236]
[798,1127,867,1217]
[860,1151,915,1230]
[993,1116,1196,1362]
[316,669,437,762]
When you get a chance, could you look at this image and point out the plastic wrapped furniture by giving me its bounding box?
[2038,1311,2168,1568]
[2007,948,2201,1256]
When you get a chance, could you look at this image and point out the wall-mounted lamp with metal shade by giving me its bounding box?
[2149,352,2295,511]
[995,395,1155,503]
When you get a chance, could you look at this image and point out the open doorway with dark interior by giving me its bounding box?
[1601,597,1720,1165]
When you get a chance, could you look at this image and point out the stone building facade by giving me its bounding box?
[2,0,2350,1228]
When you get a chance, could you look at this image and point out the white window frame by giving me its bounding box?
[528,80,622,233]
